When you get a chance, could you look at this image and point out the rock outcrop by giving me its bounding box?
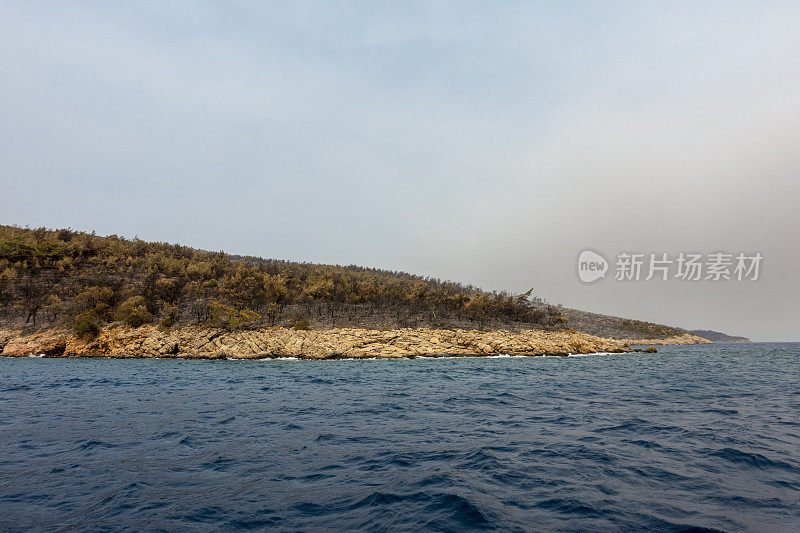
[0,326,710,359]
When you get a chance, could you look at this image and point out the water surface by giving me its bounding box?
[1,343,799,531]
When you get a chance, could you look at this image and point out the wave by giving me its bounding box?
[709,447,799,473]
[2,342,799,531]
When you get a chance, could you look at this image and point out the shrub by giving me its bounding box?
[116,296,154,328]
[158,304,178,331]
[289,313,310,330]
[56,228,74,242]
[74,312,100,339]
[209,302,260,330]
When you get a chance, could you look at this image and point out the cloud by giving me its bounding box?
[1,1,799,339]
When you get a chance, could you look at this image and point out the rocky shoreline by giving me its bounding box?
[0,326,710,360]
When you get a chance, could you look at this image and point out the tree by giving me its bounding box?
[116,296,154,328]
[19,275,45,325]
[209,302,260,330]
[466,294,490,330]
[74,312,100,338]
[155,277,183,305]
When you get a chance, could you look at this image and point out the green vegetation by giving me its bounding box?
[73,312,100,339]
[0,225,564,332]
[116,296,154,328]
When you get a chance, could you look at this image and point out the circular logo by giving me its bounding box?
[577,250,608,283]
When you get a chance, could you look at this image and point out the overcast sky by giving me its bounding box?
[1,1,799,340]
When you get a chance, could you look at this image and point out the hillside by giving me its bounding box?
[0,225,692,341]
[690,330,751,343]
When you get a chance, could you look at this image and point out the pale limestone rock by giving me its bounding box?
[0,325,710,359]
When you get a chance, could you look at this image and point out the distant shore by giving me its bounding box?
[0,326,711,360]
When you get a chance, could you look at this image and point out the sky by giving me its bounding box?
[1,1,799,340]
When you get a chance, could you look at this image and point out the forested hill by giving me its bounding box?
[0,225,686,339]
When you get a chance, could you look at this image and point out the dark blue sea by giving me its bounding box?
[1,343,799,532]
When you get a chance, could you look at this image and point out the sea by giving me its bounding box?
[1,343,799,532]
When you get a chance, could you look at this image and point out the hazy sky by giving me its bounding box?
[1,1,799,340]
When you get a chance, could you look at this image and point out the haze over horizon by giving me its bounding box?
[1,2,799,341]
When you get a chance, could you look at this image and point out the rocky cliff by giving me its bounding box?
[0,326,710,360]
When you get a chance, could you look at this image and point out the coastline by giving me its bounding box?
[0,326,711,360]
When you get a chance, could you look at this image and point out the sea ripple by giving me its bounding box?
[1,343,799,531]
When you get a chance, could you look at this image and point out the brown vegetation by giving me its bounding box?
[0,225,564,335]
[0,225,698,343]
